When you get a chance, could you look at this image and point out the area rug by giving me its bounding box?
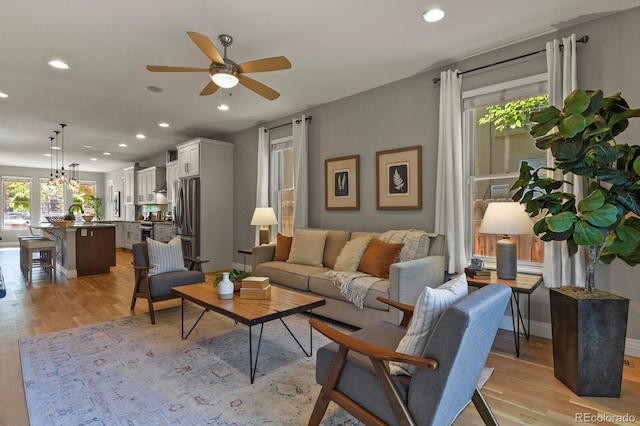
[19,305,358,425]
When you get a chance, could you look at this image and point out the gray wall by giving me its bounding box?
[229,7,640,342]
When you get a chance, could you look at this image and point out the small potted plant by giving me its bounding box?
[511,89,640,397]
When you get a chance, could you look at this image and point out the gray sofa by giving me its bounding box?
[252,229,446,329]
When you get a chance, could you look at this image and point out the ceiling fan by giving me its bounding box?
[146,32,291,100]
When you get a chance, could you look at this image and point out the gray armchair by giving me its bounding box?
[309,283,511,425]
[130,242,207,324]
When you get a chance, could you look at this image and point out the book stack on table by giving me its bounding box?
[464,267,491,278]
[240,276,271,299]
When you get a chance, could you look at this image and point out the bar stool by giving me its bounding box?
[19,235,46,276]
[21,237,57,282]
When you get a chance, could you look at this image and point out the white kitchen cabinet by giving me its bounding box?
[122,222,141,249]
[154,223,174,243]
[135,166,166,205]
[177,140,200,177]
[172,137,233,273]
[123,166,137,206]
[166,161,178,204]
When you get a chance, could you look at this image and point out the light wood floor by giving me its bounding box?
[0,247,638,425]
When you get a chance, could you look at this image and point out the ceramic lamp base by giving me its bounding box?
[259,228,271,245]
[496,236,517,280]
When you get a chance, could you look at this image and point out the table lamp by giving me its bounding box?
[251,207,278,245]
[478,201,533,280]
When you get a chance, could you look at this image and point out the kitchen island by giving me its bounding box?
[30,223,116,278]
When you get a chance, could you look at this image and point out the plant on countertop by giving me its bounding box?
[511,89,640,292]
[214,269,252,287]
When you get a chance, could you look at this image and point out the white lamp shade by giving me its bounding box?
[479,202,533,236]
[250,207,278,226]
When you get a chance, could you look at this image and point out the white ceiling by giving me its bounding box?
[1,0,638,173]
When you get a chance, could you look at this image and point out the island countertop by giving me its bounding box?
[30,223,116,277]
[31,222,117,230]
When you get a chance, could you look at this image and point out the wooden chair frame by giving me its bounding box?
[130,251,208,324]
[308,297,498,426]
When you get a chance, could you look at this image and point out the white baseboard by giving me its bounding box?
[499,315,640,358]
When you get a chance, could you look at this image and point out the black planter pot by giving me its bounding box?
[549,286,629,397]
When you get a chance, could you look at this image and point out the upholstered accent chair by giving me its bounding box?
[130,242,207,324]
[309,283,511,425]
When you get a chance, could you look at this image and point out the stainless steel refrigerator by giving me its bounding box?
[173,177,200,260]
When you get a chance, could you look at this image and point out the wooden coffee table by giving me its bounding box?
[171,283,326,383]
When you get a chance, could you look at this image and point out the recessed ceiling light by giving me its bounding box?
[45,153,52,157]
[218,104,229,111]
[145,86,163,93]
[48,60,69,69]
[103,152,111,155]
[90,158,98,161]
[422,8,445,22]
[159,122,169,128]
[136,134,146,139]
[118,143,127,147]
[83,144,93,148]
[0,92,8,98]
[51,146,61,150]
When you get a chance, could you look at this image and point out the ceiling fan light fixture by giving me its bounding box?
[211,72,239,89]
[210,66,239,88]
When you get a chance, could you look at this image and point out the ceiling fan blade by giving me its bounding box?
[199,81,220,96]
[239,75,280,100]
[146,65,209,72]
[187,31,225,65]
[238,56,292,73]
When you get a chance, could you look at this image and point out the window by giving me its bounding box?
[73,181,97,214]
[270,136,295,236]
[2,177,32,230]
[463,74,548,270]
[40,179,65,222]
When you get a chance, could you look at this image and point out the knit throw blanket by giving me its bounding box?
[378,229,430,262]
[327,271,384,309]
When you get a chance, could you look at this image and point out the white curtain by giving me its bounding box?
[292,116,308,228]
[544,34,586,287]
[255,127,270,245]
[435,70,466,273]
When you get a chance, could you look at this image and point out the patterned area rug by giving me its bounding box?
[19,305,358,425]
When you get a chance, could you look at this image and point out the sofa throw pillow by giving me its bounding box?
[389,274,469,376]
[287,229,328,266]
[357,237,404,279]
[333,236,371,271]
[146,236,187,276]
[273,233,293,261]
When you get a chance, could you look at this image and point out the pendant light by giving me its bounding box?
[68,163,80,192]
[59,123,66,184]
[53,130,61,183]
[48,136,55,185]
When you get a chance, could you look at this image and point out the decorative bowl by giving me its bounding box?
[82,215,94,222]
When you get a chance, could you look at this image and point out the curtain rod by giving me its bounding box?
[264,115,313,132]
[432,35,589,84]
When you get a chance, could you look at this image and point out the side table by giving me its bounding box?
[238,248,252,272]
[466,272,543,357]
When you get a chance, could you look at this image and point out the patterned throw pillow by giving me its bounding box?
[389,274,469,376]
[333,237,371,271]
[146,236,187,276]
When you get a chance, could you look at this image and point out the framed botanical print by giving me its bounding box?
[376,145,422,210]
[325,155,360,210]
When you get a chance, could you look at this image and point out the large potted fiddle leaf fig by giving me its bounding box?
[511,89,640,397]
